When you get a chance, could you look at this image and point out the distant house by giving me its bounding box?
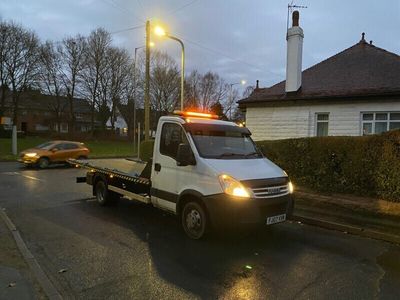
[238,11,400,141]
[1,89,92,134]
[106,108,128,136]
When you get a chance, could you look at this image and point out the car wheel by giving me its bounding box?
[37,157,50,169]
[95,179,119,206]
[181,201,209,239]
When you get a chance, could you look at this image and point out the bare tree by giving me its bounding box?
[0,21,12,116]
[184,71,228,112]
[223,87,240,120]
[118,51,144,140]
[184,70,201,109]
[231,85,255,122]
[4,22,39,126]
[242,85,255,98]
[58,35,86,135]
[38,41,65,132]
[101,46,130,129]
[81,28,111,135]
[149,51,180,120]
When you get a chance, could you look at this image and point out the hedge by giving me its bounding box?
[257,130,400,202]
[137,131,400,202]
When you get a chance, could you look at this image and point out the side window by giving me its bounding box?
[64,143,79,150]
[53,143,65,150]
[160,123,188,160]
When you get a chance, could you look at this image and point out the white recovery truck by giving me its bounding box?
[71,111,294,239]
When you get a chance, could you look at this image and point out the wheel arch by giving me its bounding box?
[39,156,51,162]
[176,189,206,218]
[92,173,108,195]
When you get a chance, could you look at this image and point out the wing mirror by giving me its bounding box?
[176,143,196,166]
[51,148,58,152]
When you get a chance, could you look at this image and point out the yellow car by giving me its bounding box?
[19,140,90,168]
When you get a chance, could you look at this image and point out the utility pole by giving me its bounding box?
[144,20,150,141]
[133,47,139,149]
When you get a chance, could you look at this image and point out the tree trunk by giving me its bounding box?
[0,86,7,117]
[91,100,95,136]
[68,94,75,137]
[11,88,19,128]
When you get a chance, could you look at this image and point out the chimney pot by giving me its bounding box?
[292,11,300,26]
[256,80,259,90]
[361,32,365,42]
[369,40,373,45]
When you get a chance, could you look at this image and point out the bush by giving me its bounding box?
[139,140,154,162]
[257,130,400,202]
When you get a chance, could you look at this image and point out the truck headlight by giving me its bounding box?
[219,174,251,198]
[288,182,294,194]
[25,153,37,157]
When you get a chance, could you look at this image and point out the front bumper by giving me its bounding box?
[202,193,294,228]
[18,157,39,165]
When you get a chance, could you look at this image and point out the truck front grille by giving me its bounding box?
[251,185,289,198]
[240,177,290,199]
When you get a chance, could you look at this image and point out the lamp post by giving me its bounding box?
[154,26,185,111]
[228,80,246,120]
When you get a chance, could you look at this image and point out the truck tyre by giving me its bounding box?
[181,201,208,239]
[95,179,119,206]
[37,157,50,169]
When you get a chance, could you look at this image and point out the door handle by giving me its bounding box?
[154,163,161,172]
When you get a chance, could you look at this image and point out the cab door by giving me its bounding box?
[151,122,191,213]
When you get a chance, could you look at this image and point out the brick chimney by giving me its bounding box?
[285,11,304,93]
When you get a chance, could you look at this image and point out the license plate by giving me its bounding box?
[266,214,286,225]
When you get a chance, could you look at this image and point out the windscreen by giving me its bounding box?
[184,123,262,159]
[35,142,55,150]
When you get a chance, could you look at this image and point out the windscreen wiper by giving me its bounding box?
[244,152,262,158]
[216,152,244,158]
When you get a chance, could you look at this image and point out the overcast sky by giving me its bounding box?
[1,0,399,93]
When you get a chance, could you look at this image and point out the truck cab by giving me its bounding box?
[74,111,294,239]
[150,111,293,239]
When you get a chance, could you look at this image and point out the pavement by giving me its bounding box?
[1,160,400,299]
[0,209,45,300]
[293,190,400,245]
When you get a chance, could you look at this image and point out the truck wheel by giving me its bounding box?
[95,180,119,206]
[37,157,50,169]
[181,201,208,239]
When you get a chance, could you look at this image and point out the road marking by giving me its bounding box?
[20,174,44,181]
[1,171,44,181]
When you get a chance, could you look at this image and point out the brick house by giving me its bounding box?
[1,89,92,134]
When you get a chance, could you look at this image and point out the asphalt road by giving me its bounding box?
[0,161,399,299]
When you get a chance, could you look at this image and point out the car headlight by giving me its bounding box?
[288,182,294,194]
[25,153,37,157]
[218,174,251,198]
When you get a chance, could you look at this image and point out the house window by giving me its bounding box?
[61,123,68,133]
[361,112,400,135]
[316,113,329,137]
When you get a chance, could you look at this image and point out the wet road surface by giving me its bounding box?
[0,161,399,299]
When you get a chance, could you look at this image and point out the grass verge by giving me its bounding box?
[0,137,136,161]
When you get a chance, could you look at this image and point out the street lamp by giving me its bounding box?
[154,25,185,111]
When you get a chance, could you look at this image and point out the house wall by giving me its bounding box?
[245,100,400,141]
